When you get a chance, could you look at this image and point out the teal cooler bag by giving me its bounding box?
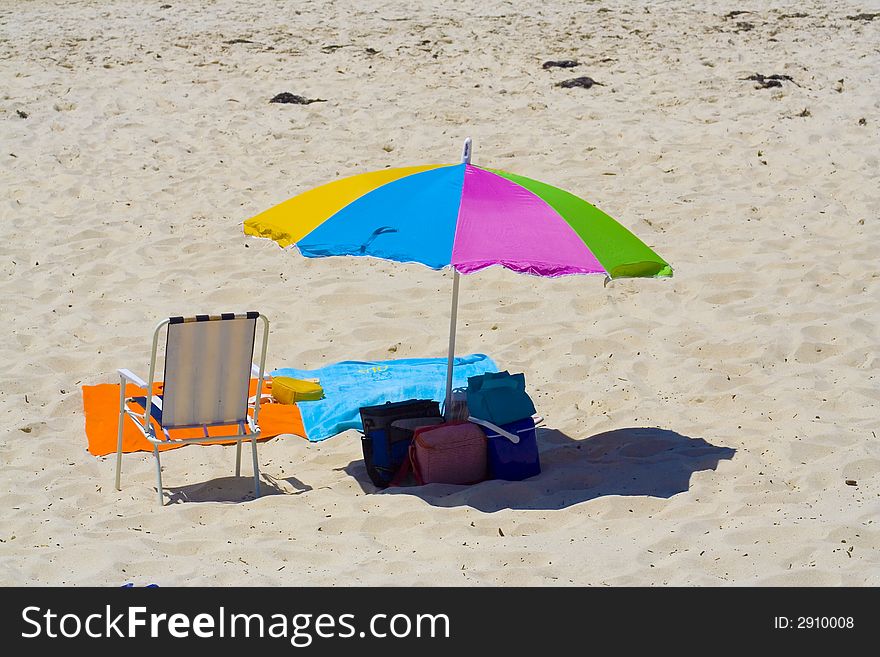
[466,371,536,426]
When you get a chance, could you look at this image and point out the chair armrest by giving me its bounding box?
[118,368,148,389]
[252,363,271,380]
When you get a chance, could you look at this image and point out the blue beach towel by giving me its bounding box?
[272,354,498,442]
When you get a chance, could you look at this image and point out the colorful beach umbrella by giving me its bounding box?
[245,139,672,411]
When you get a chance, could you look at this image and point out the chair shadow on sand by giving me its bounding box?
[163,474,312,505]
[344,427,735,512]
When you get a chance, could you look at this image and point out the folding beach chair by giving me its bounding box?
[114,312,270,505]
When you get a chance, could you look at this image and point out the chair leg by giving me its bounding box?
[115,378,126,491]
[251,438,261,498]
[235,439,242,477]
[153,446,164,506]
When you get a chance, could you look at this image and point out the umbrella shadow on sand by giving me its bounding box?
[163,474,312,504]
[345,427,735,512]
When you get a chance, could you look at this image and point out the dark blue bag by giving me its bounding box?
[479,416,541,481]
[466,371,536,426]
[359,399,441,488]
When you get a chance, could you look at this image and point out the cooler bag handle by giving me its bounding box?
[468,416,520,444]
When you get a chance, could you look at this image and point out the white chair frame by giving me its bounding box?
[114,313,270,505]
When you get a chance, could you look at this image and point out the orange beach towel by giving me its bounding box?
[82,379,306,456]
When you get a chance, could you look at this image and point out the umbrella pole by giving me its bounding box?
[443,136,471,418]
[444,269,461,418]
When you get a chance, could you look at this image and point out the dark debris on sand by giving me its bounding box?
[542,60,579,69]
[556,76,604,89]
[269,92,327,105]
[734,21,755,32]
[778,13,809,19]
[723,11,751,20]
[16,109,28,119]
[226,38,255,45]
[847,13,880,21]
[742,73,799,89]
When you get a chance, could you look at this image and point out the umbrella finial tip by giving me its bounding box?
[461,137,472,164]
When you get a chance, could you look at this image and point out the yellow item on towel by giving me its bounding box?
[271,376,324,404]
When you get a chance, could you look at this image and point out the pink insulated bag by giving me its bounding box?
[409,422,487,485]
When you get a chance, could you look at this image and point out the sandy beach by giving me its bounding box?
[1,0,878,585]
